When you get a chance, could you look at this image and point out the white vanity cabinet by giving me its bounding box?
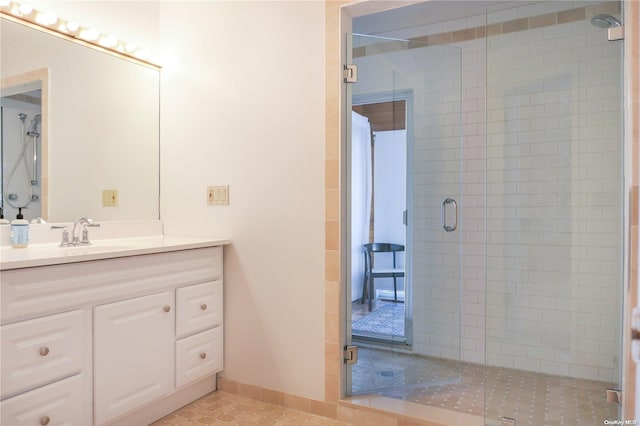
[94,292,174,424]
[0,242,226,426]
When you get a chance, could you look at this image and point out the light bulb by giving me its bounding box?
[99,35,118,48]
[18,3,32,15]
[35,11,57,26]
[79,28,99,41]
[66,21,79,32]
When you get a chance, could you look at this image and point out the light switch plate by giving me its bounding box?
[207,185,229,206]
[102,189,118,206]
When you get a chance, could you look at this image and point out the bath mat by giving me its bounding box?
[352,303,405,336]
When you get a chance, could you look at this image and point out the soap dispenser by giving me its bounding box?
[10,208,29,248]
[0,207,9,225]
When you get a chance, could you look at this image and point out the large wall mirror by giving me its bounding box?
[0,17,160,223]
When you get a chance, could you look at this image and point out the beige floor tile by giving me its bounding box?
[152,391,351,426]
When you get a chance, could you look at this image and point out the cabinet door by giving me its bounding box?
[176,281,222,338]
[94,292,173,425]
[1,374,83,426]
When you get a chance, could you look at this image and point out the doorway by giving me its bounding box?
[351,97,408,343]
[345,32,464,396]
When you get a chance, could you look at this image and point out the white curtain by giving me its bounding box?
[351,111,372,302]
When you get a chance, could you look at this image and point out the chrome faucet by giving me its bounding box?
[71,217,100,245]
[51,218,100,247]
[51,225,72,247]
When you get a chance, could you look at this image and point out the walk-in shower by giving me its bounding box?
[344,1,625,425]
[1,109,42,218]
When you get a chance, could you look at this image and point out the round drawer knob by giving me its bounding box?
[163,305,171,313]
[200,352,207,359]
[39,347,50,356]
[40,416,50,426]
[200,303,207,311]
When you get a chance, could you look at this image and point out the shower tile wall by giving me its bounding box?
[485,1,622,383]
[355,0,622,383]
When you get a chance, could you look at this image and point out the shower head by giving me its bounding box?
[27,114,41,136]
[590,14,621,28]
[18,113,26,122]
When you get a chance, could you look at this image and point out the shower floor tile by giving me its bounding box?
[353,347,618,426]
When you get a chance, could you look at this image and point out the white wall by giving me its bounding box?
[27,0,325,402]
[372,130,406,295]
[158,1,326,400]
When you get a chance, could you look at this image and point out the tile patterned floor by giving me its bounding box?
[353,347,619,426]
[152,391,350,426]
[351,300,618,425]
[155,300,618,425]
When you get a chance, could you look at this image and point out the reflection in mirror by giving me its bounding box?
[0,18,160,223]
[0,78,46,218]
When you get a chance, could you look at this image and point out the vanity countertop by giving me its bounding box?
[0,235,230,270]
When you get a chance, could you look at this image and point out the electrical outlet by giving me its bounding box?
[207,185,229,206]
[102,189,118,206]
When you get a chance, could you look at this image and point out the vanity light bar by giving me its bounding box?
[0,1,160,69]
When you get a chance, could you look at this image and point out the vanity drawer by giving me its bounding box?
[1,310,83,398]
[175,327,223,388]
[176,281,222,338]
[1,373,84,426]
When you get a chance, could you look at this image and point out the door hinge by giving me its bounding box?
[632,307,640,364]
[403,210,408,226]
[344,345,358,365]
[343,64,358,83]
[606,388,622,405]
[608,26,624,41]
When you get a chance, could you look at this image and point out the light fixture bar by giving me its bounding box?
[0,1,160,69]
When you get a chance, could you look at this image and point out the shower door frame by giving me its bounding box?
[336,0,638,421]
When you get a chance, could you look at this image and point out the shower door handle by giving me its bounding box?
[441,198,457,232]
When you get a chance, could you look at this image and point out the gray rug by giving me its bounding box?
[352,303,405,336]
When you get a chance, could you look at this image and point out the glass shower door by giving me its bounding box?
[485,1,624,425]
[346,33,465,399]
